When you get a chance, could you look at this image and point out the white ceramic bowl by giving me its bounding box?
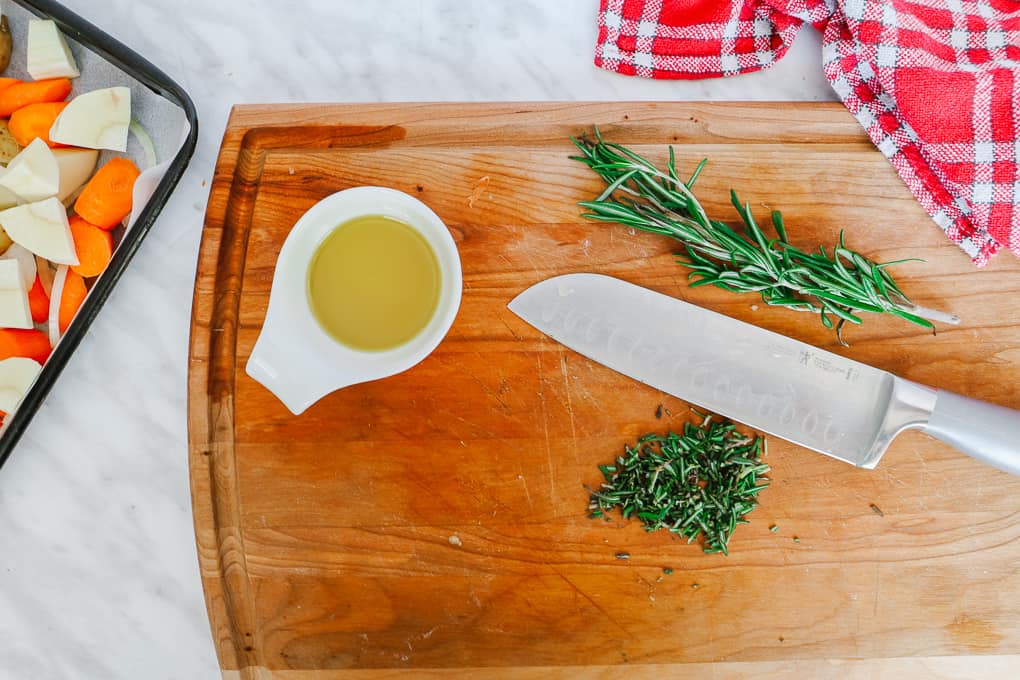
[246,186,462,415]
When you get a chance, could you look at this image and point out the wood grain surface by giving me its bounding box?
[189,103,1020,679]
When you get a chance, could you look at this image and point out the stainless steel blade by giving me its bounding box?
[508,273,936,468]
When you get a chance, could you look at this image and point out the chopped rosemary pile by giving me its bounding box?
[589,415,768,555]
[570,130,959,345]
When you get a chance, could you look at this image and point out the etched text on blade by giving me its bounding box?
[531,283,887,462]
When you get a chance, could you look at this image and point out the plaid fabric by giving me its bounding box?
[595,0,1020,266]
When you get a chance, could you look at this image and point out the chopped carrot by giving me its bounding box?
[0,78,20,94]
[58,269,87,333]
[73,158,140,230]
[69,216,114,278]
[0,78,72,118]
[0,328,51,364]
[28,273,49,324]
[8,101,68,148]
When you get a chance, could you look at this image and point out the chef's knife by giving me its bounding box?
[508,273,1020,475]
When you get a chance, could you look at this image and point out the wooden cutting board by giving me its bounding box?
[189,103,1020,679]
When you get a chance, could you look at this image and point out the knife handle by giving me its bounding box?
[923,390,1020,476]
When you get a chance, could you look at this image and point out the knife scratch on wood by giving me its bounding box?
[559,352,580,462]
[517,471,533,508]
[467,175,490,208]
[536,353,555,499]
[552,567,633,638]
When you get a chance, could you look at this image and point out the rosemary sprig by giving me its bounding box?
[570,130,959,345]
[588,415,768,555]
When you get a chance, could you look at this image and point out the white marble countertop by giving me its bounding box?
[0,1,835,678]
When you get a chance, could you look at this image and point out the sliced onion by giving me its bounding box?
[2,244,37,289]
[48,265,68,348]
[61,184,87,210]
[36,256,55,297]
[0,225,13,255]
[129,119,157,170]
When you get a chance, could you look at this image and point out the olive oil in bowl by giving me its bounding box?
[247,185,462,415]
[307,215,441,351]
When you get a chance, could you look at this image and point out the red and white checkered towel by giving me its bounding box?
[595,0,1020,266]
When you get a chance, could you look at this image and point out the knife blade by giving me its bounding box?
[508,273,1020,475]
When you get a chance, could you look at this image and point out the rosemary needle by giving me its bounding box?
[588,414,768,555]
[570,129,959,345]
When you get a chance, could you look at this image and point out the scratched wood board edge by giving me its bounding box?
[217,654,1020,680]
[188,102,1016,677]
